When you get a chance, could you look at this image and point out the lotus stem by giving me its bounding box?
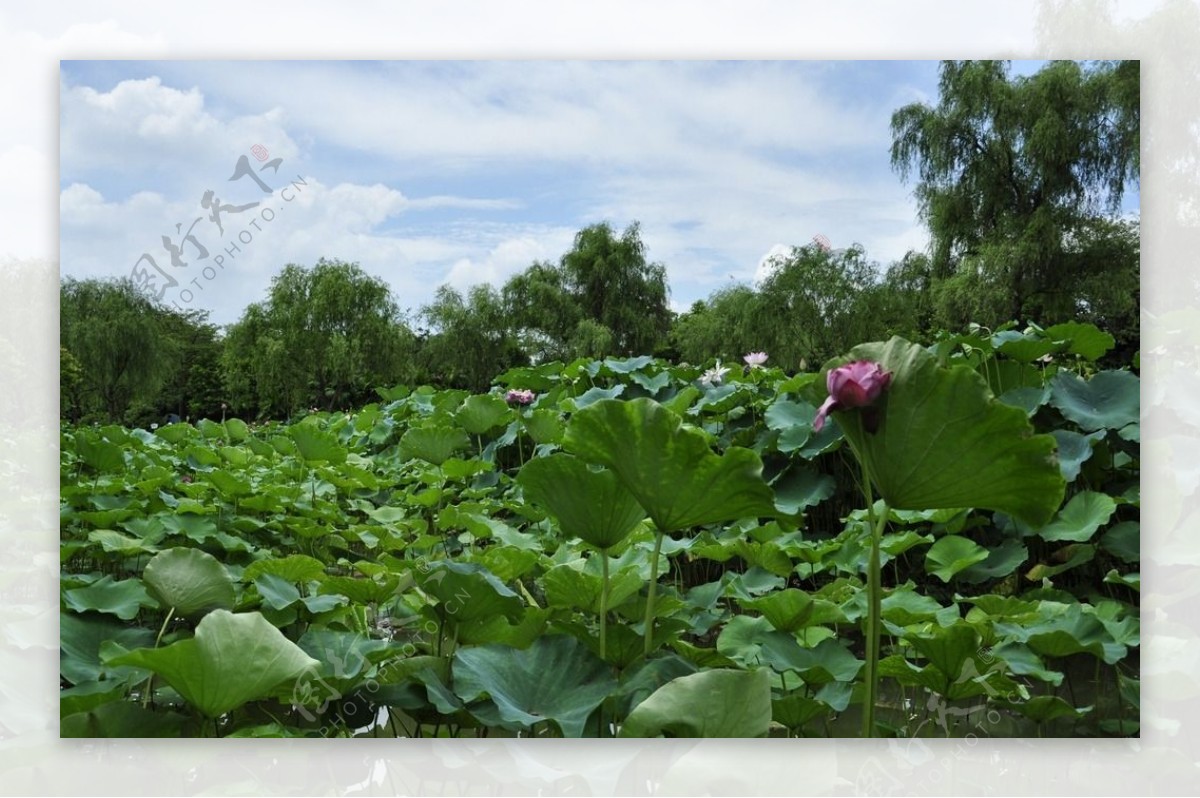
[643,527,666,657]
[600,550,609,661]
[862,495,888,738]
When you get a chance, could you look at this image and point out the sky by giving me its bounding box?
[58,59,1136,327]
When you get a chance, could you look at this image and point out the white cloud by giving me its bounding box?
[442,231,574,293]
[59,61,947,324]
[60,75,302,194]
[59,175,560,324]
[754,244,793,284]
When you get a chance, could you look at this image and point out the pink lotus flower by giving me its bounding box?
[505,388,536,406]
[813,360,892,432]
[744,351,768,368]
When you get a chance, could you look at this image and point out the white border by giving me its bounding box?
[2,2,1190,794]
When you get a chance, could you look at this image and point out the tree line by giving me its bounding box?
[61,59,1139,426]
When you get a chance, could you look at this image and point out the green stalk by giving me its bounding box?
[600,551,610,661]
[643,527,666,657]
[142,606,175,708]
[860,453,888,738]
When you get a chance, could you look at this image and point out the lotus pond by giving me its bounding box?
[59,323,1139,738]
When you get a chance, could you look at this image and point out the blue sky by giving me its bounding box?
[58,60,1137,326]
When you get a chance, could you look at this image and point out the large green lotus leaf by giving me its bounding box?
[572,384,625,409]
[456,606,551,649]
[288,424,347,464]
[1025,544,1095,581]
[518,454,646,550]
[879,588,947,626]
[142,547,236,616]
[773,693,834,729]
[1100,521,1139,564]
[62,576,158,621]
[604,355,655,374]
[399,425,470,465]
[108,610,320,718]
[1051,429,1101,482]
[1037,491,1116,543]
[452,635,615,738]
[619,668,771,738]
[771,466,836,514]
[611,654,698,717]
[74,433,125,473]
[1049,370,1139,432]
[958,538,1029,583]
[715,615,859,682]
[254,573,302,611]
[992,330,1059,362]
[541,562,644,614]
[833,338,1064,527]
[741,588,815,633]
[159,513,219,544]
[59,680,130,720]
[242,554,327,584]
[784,638,864,684]
[297,629,395,680]
[456,394,513,435]
[522,408,565,445]
[61,700,187,737]
[86,529,158,556]
[473,547,540,584]
[205,469,252,498]
[905,622,980,682]
[196,418,226,439]
[153,422,195,444]
[994,603,1127,664]
[925,535,990,582]
[223,417,251,442]
[998,386,1050,416]
[417,561,524,624]
[1044,321,1115,362]
[631,370,671,395]
[989,641,1063,686]
[317,574,402,605]
[562,398,777,533]
[60,613,155,686]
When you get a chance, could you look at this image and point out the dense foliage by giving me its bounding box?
[891,60,1140,350]
[60,322,1138,737]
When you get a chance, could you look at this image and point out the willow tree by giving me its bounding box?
[890,60,1139,335]
[669,285,762,366]
[501,260,581,363]
[753,243,888,370]
[560,222,672,357]
[419,283,528,392]
[222,258,415,417]
[60,277,175,422]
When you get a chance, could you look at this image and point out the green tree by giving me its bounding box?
[876,251,935,339]
[753,243,887,369]
[150,309,225,424]
[890,59,1139,330]
[669,285,761,366]
[419,284,528,392]
[59,346,86,423]
[502,260,581,363]
[560,222,672,357]
[60,277,175,422]
[222,258,415,417]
